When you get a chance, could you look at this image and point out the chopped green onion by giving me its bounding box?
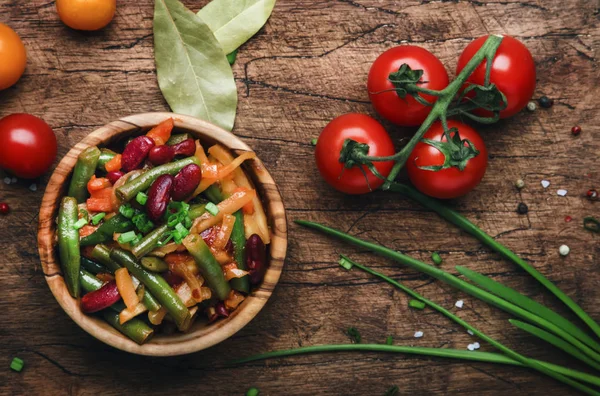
[246,388,259,396]
[175,222,188,234]
[346,327,361,344]
[79,208,89,220]
[91,212,106,225]
[132,213,154,234]
[310,138,318,146]
[118,231,138,244]
[385,336,393,345]
[227,50,238,65]
[136,192,148,205]
[73,218,88,230]
[338,257,354,270]
[10,357,24,372]
[409,300,426,310]
[205,202,219,216]
[431,252,443,265]
[183,216,192,228]
[131,234,143,246]
[119,203,135,219]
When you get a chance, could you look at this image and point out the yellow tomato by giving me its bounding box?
[56,0,117,31]
[0,23,26,90]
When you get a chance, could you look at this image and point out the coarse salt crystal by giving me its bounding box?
[414,331,423,338]
[541,180,550,188]
[455,300,464,308]
[467,330,474,336]
[467,344,476,351]
[557,189,567,196]
[3,177,11,185]
[29,184,37,192]
[472,342,480,350]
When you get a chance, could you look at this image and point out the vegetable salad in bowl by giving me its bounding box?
[55,118,271,345]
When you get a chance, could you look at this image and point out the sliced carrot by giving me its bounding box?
[191,189,256,233]
[105,154,122,172]
[115,268,140,310]
[234,187,255,214]
[79,224,98,238]
[224,290,245,310]
[119,302,147,325]
[87,175,111,193]
[146,118,174,146]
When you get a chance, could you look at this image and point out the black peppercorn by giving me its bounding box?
[538,96,554,108]
[517,202,528,215]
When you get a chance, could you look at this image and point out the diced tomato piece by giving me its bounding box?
[79,224,97,238]
[87,175,112,193]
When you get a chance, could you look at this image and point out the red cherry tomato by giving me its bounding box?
[406,120,487,199]
[367,46,449,126]
[0,114,57,178]
[456,35,536,118]
[315,113,395,194]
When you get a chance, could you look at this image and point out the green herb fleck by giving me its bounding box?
[431,252,442,265]
[10,357,24,372]
[73,218,88,230]
[136,192,148,205]
[346,327,361,344]
[385,336,393,345]
[227,50,238,65]
[384,385,399,396]
[409,300,426,310]
[119,203,135,219]
[206,202,219,216]
[91,212,106,225]
[246,388,259,396]
[338,257,354,270]
[118,231,138,244]
[311,138,318,146]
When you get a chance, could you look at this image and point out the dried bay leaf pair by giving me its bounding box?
[154,0,276,131]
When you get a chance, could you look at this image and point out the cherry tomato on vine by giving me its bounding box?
[367,46,449,126]
[456,35,536,118]
[0,114,57,179]
[315,113,395,194]
[56,0,116,31]
[0,23,27,90]
[406,120,487,199]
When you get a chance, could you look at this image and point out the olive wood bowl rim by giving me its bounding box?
[37,112,287,356]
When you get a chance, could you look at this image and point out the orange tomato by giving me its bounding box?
[56,0,116,31]
[0,23,26,90]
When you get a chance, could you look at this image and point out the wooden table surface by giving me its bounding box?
[1,0,599,394]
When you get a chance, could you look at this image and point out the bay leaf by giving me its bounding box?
[197,0,276,55]
[154,0,237,131]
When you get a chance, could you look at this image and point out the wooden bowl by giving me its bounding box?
[37,112,287,356]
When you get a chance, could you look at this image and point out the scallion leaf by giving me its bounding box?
[73,218,88,230]
[136,192,148,205]
[205,202,219,216]
[338,257,354,270]
[119,203,135,219]
[118,231,138,244]
[409,300,426,310]
[91,212,106,225]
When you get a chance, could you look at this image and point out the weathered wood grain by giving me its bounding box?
[0,0,599,394]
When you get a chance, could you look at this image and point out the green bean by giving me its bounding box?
[58,197,81,298]
[80,214,134,246]
[188,203,207,220]
[67,146,101,203]
[183,234,231,300]
[110,248,190,330]
[116,157,200,202]
[140,257,169,272]
[97,148,117,172]
[230,210,249,293]
[101,310,154,345]
[90,244,122,272]
[90,245,161,312]
[79,269,104,292]
[166,133,191,146]
[131,224,170,259]
[80,257,108,274]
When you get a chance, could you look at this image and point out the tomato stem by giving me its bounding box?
[380,34,503,189]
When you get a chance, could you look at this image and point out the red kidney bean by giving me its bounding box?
[106,171,125,185]
[148,145,175,166]
[215,302,229,317]
[172,164,202,201]
[246,234,266,285]
[80,280,121,313]
[121,136,155,172]
[146,174,174,221]
[172,138,196,157]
